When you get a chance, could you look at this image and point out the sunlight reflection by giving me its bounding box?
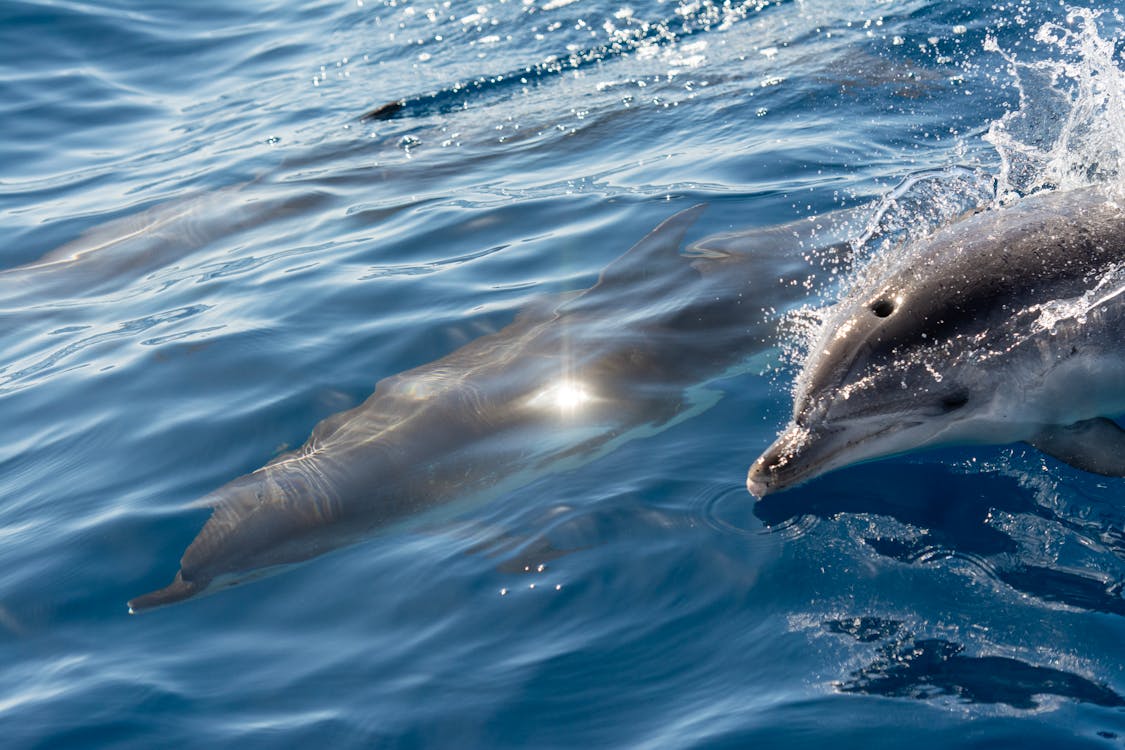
[528,378,595,417]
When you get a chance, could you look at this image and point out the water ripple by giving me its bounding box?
[0,304,212,393]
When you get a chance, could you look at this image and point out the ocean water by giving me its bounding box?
[2,0,1125,747]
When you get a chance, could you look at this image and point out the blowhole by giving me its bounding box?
[940,391,970,412]
[871,299,895,317]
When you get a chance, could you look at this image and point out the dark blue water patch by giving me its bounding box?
[827,617,1125,709]
[755,454,1125,613]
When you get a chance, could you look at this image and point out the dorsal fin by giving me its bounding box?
[561,204,705,314]
[593,204,706,289]
[684,206,868,278]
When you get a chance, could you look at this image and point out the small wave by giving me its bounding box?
[0,304,213,394]
[691,482,771,539]
[358,0,788,122]
[758,510,821,541]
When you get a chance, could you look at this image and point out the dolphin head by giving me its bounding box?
[747,267,1025,497]
[747,188,1125,497]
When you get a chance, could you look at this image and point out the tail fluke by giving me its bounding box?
[128,572,204,614]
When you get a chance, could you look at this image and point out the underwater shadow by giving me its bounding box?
[755,461,1125,616]
[825,616,1125,709]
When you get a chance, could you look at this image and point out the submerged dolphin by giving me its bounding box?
[748,187,1125,496]
[129,204,860,611]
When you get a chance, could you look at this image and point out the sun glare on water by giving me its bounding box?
[528,379,595,417]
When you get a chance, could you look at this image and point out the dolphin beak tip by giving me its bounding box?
[746,464,770,499]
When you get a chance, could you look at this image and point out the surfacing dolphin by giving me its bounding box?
[129,204,860,611]
[748,186,1125,497]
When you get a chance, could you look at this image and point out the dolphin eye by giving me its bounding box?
[871,299,895,317]
[940,391,969,412]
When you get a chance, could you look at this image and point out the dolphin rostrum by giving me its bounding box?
[129,204,861,611]
[748,187,1125,496]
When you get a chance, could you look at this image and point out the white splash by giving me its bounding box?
[1034,262,1125,333]
[984,8,1125,201]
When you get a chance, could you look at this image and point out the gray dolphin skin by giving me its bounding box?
[128,204,860,611]
[0,184,327,311]
[748,187,1125,497]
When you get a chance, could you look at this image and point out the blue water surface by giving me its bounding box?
[2,0,1124,747]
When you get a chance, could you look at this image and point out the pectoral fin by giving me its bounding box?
[1027,418,1125,477]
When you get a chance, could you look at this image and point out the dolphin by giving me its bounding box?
[129,203,863,611]
[0,183,328,310]
[748,186,1125,496]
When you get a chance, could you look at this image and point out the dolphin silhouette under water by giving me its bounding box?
[128,204,860,611]
[748,186,1125,496]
